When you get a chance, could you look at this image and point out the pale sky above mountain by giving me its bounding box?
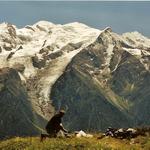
[0,1,150,37]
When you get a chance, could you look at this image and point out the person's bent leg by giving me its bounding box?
[40,133,49,142]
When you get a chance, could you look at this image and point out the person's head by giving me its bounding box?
[58,110,65,117]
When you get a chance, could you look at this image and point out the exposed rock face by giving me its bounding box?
[51,28,150,131]
[0,68,46,138]
[0,21,149,137]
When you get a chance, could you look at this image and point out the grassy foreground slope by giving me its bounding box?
[0,136,150,150]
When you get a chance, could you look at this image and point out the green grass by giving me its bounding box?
[0,135,150,150]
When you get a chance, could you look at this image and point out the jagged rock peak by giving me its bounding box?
[103,26,112,33]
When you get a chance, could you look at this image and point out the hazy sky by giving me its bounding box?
[0,1,150,37]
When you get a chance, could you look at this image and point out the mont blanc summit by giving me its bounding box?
[0,21,149,138]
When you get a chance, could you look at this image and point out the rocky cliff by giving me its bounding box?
[0,67,46,138]
[51,28,150,131]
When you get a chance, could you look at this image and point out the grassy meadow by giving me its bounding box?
[0,134,150,150]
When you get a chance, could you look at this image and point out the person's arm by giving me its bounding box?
[60,123,68,133]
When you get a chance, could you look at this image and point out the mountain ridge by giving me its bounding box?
[0,21,149,137]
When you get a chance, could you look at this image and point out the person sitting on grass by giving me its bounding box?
[40,110,68,141]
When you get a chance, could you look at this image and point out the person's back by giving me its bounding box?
[46,113,62,135]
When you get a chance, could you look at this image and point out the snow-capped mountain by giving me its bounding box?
[0,21,149,138]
